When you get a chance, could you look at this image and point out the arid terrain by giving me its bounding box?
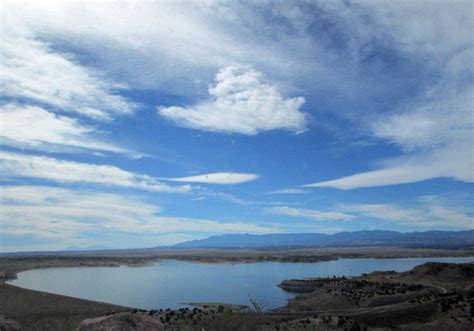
[0,248,473,330]
[277,262,474,330]
[2,246,473,283]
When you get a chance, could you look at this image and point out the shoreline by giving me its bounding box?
[1,252,473,330]
[2,260,473,330]
[2,246,474,284]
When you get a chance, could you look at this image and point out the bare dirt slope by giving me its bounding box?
[0,284,129,330]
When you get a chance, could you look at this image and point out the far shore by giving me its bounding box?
[1,246,473,284]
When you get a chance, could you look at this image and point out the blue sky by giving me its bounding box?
[1,0,473,252]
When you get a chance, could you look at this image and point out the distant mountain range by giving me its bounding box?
[171,230,474,249]
[2,230,472,255]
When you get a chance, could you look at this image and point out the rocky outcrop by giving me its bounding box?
[0,316,22,331]
[76,312,164,331]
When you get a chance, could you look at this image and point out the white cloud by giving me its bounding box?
[0,104,128,154]
[428,206,473,229]
[1,11,140,156]
[267,188,310,194]
[304,80,473,190]
[0,185,278,251]
[359,1,473,60]
[163,172,259,185]
[340,202,473,229]
[0,1,339,98]
[3,1,470,117]
[340,204,426,224]
[266,199,473,229]
[1,30,136,121]
[158,65,307,135]
[372,66,473,153]
[0,151,190,193]
[0,3,470,232]
[266,206,355,221]
[304,53,473,190]
[197,189,257,205]
[304,144,473,190]
[301,1,473,190]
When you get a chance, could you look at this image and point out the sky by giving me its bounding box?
[0,0,473,252]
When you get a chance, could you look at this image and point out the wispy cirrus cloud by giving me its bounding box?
[162,172,259,185]
[304,85,473,190]
[339,201,473,229]
[302,1,473,190]
[340,204,427,224]
[158,65,307,135]
[1,1,472,249]
[266,206,355,222]
[0,104,129,154]
[267,196,473,229]
[1,30,136,121]
[1,13,140,156]
[0,151,190,193]
[303,145,472,190]
[0,1,347,98]
[0,185,278,252]
[267,188,311,195]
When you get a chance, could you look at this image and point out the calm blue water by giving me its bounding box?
[9,257,474,310]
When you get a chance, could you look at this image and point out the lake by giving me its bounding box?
[9,256,474,310]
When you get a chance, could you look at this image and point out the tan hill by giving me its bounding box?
[394,262,474,290]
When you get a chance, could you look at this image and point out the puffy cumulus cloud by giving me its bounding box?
[1,31,136,121]
[0,104,128,154]
[162,172,259,185]
[0,151,190,193]
[158,65,307,135]
[0,185,278,251]
[266,206,355,221]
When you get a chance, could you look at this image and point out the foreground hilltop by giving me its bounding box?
[279,262,474,330]
[394,262,474,290]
